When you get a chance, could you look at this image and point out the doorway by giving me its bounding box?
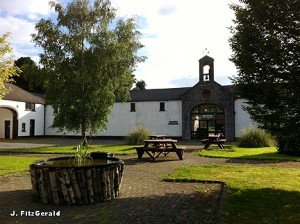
[191,104,225,139]
[5,120,10,139]
[30,119,35,137]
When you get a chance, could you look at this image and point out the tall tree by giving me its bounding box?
[0,33,20,99]
[229,0,300,155]
[14,57,45,93]
[32,0,145,141]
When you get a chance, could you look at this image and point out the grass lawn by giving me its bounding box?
[167,165,300,223]
[199,145,300,161]
[0,144,137,175]
[0,144,137,155]
[0,156,43,175]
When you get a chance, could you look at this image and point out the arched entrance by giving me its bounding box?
[191,104,225,139]
[0,107,18,139]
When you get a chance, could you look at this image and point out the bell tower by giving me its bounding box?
[199,55,214,82]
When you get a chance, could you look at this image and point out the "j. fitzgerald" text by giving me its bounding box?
[10,210,61,217]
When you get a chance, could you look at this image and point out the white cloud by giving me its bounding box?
[0,0,54,60]
[0,0,239,88]
[0,17,35,44]
[0,0,52,18]
[112,0,239,88]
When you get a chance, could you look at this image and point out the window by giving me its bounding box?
[159,102,165,111]
[130,103,136,112]
[22,123,26,132]
[25,103,35,111]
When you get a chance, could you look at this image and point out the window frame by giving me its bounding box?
[159,102,165,111]
[25,103,36,111]
[130,102,136,112]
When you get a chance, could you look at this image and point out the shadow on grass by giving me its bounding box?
[223,187,300,224]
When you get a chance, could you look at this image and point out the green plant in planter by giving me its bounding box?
[71,141,92,167]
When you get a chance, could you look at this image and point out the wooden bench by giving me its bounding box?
[201,137,226,149]
[135,146,185,160]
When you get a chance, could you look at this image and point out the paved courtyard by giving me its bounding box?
[1,138,299,224]
[0,138,228,224]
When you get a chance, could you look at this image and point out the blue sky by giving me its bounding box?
[0,0,239,89]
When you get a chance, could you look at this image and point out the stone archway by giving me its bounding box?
[191,104,225,139]
[0,107,18,139]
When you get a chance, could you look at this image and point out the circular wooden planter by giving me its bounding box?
[29,153,124,205]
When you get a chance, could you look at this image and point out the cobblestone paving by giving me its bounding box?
[0,147,227,224]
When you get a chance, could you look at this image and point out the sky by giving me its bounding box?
[0,0,240,89]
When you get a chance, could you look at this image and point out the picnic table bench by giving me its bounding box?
[135,139,185,160]
[201,135,226,149]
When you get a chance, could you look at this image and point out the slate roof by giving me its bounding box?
[2,83,45,104]
[126,84,235,102]
[2,83,234,104]
[127,87,191,102]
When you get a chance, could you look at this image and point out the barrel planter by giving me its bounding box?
[29,152,124,205]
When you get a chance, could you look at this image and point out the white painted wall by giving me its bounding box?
[45,101,183,137]
[234,98,257,137]
[0,100,45,138]
[1,97,257,139]
[100,101,182,137]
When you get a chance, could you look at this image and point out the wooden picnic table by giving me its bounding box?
[135,139,185,160]
[201,135,226,149]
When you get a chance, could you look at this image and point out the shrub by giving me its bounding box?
[277,132,300,156]
[126,126,151,145]
[238,127,275,148]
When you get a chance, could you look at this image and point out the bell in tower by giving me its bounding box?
[199,55,214,82]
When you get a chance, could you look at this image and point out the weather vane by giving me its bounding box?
[202,48,211,55]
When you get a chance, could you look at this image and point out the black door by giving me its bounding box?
[5,120,10,139]
[30,119,35,137]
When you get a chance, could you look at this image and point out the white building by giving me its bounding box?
[0,56,254,140]
[0,83,45,138]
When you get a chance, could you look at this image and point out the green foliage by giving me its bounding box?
[132,79,146,90]
[32,0,145,140]
[237,127,275,148]
[0,33,20,99]
[14,57,45,94]
[277,131,300,156]
[229,0,300,155]
[126,126,151,145]
[70,141,92,166]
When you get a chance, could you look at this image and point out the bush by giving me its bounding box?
[277,133,300,156]
[238,127,275,148]
[126,126,151,145]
